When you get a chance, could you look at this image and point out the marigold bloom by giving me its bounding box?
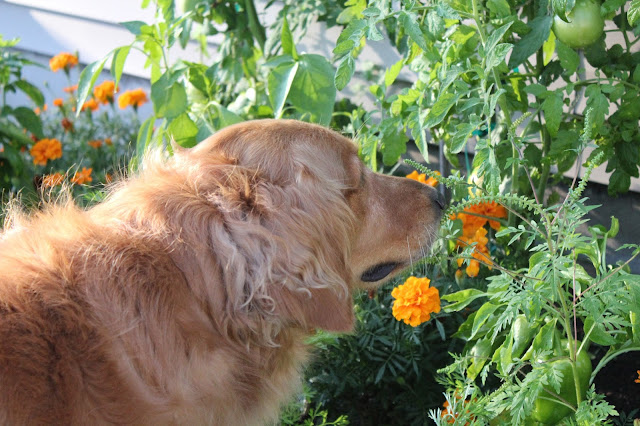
[441,398,473,425]
[456,227,492,278]
[88,140,103,149]
[391,276,440,327]
[63,84,78,93]
[61,117,74,132]
[104,137,112,146]
[49,52,78,72]
[53,98,64,107]
[94,81,117,105]
[42,173,65,187]
[71,167,93,185]
[450,201,508,237]
[30,138,62,166]
[636,370,640,384]
[406,170,439,187]
[34,104,48,115]
[82,98,99,112]
[118,88,148,109]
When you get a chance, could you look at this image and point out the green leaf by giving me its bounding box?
[384,59,404,88]
[442,289,486,312]
[136,115,155,159]
[485,43,512,72]
[11,106,43,139]
[281,16,298,59]
[289,54,336,125]
[616,142,640,177]
[167,113,198,147]
[14,80,44,107]
[268,60,299,119]
[380,124,407,166]
[508,16,553,68]
[542,91,563,137]
[523,83,549,98]
[334,56,355,91]
[629,0,640,26]
[485,22,514,54]
[336,0,366,24]
[76,56,110,116]
[467,338,492,380]
[151,72,188,119]
[556,39,579,74]
[450,123,476,154]
[425,91,459,128]
[585,84,609,136]
[110,45,132,90]
[471,302,500,339]
[401,12,428,52]
[487,0,511,17]
[120,20,147,35]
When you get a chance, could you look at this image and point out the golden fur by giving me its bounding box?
[0,119,443,425]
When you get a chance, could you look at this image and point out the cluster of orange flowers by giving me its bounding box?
[635,370,640,384]
[94,81,117,105]
[451,201,507,278]
[406,170,439,187]
[30,138,62,166]
[118,88,148,109]
[41,168,94,188]
[391,276,441,327]
[49,52,78,73]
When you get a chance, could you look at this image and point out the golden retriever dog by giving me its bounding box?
[0,119,444,425]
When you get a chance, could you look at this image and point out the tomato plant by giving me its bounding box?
[552,0,605,48]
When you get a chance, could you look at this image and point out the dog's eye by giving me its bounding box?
[360,262,399,282]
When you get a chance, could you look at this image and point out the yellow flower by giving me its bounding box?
[391,276,441,327]
[71,167,93,185]
[49,52,78,72]
[42,173,65,187]
[30,138,62,166]
[406,170,439,187]
[94,81,117,104]
[118,88,148,109]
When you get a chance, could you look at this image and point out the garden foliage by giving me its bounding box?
[5,0,640,423]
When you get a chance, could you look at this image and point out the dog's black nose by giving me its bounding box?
[432,190,446,210]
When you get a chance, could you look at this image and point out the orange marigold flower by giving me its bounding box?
[63,84,78,93]
[104,137,112,146]
[456,227,493,278]
[61,117,74,132]
[82,98,99,112]
[105,172,113,183]
[88,140,103,149]
[53,98,64,107]
[49,52,78,72]
[635,370,640,384]
[71,167,93,185]
[406,170,440,187]
[34,104,48,115]
[118,88,148,109]
[94,81,117,105]
[450,201,508,237]
[30,138,62,166]
[391,276,441,327]
[42,173,65,187]
[441,397,473,425]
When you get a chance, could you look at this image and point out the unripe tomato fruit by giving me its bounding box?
[529,340,592,424]
[552,0,604,49]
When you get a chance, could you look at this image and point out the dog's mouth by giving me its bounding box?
[360,262,402,283]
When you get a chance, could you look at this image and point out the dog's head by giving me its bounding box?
[171,119,443,335]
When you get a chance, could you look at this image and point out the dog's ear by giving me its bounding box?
[255,175,357,333]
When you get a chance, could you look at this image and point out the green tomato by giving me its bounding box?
[529,340,592,425]
[552,0,604,49]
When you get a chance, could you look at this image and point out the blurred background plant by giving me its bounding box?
[0,41,141,206]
